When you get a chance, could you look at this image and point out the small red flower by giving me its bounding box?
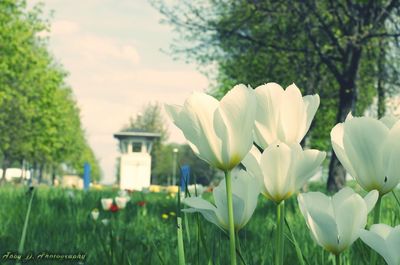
[137,201,146,207]
[110,204,119,212]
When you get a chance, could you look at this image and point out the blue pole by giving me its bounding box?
[180,165,190,192]
[83,162,91,191]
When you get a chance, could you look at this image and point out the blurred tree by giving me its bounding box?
[152,0,400,191]
[122,102,169,141]
[152,143,216,185]
[0,0,101,184]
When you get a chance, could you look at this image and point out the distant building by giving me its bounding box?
[61,175,83,189]
[0,168,31,182]
[114,130,160,191]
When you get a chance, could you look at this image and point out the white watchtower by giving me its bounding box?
[114,131,160,191]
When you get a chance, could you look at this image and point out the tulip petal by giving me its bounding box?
[332,192,367,251]
[213,180,229,226]
[164,104,182,121]
[331,187,355,204]
[370,223,392,239]
[182,197,225,229]
[294,147,326,190]
[380,116,398,129]
[260,143,292,202]
[214,85,256,169]
[215,173,256,230]
[382,121,400,194]
[387,225,400,265]
[278,84,307,143]
[173,93,222,167]
[254,83,284,148]
[342,117,388,191]
[242,146,266,193]
[303,94,320,139]
[363,190,378,213]
[330,123,358,182]
[231,194,246,229]
[232,171,260,227]
[298,193,338,252]
[360,227,394,265]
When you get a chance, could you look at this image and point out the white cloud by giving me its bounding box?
[52,20,80,35]
[33,1,209,183]
[73,35,140,65]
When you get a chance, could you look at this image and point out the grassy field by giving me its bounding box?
[0,183,398,265]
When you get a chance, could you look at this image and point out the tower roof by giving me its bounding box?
[113,131,161,141]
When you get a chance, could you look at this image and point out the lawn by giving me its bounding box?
[0,183,398,265]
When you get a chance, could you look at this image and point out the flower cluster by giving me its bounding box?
[90,191,132,224]
[167,82,400,265]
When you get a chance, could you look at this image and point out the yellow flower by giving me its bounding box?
[162,213,169,219]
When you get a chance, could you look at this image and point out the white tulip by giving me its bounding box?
[101,198,113,211]
[165,85,256,170]
[253,83,319,149]
[182,170,260,231]
[91,209,99,221]
[115,196,129,209]
[331,115,400,195]
[298,187,378,254]
[187,184,205,196]
[360,224,400,265]
[242,143,326,203]
[101,218,110,226]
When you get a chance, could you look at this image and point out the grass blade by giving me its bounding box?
[16,188,36,265]
[392,190,400,209]
[284,217,308,265]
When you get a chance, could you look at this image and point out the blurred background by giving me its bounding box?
[1,0,400,192]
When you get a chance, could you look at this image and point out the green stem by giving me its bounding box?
[16,189,35,265]
[276,201,285,265]
[110,218,114,265]
[224,170,237,265]
[370,195,382,265]
[235,231,242,257]
[235,231,248,265]
[335,254,341,265]
[177,217,186,265]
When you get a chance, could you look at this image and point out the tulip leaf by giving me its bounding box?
[151,240,166,265]
[392,191,400,210]
[284,218,309,265]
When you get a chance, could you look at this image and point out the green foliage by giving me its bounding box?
[152,0,400,190]
[122,102,169,141]
[0,0,101,182]
[152,143,217,185]
[0,185,398,264]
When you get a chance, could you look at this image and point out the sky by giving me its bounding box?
[29,0,209,183]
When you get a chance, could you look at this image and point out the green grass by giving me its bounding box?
[0,183,398,265]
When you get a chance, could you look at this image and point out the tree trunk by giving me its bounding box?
[377,40,386,118]
[327,83,355,192]
[38,164,44,184]
[51,166,57,186]
[327,46,362,192]
[0,156,9,185]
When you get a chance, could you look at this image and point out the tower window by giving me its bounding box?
[132,142,142,152]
